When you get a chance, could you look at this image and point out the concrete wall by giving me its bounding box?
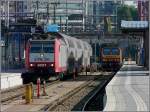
[1,73,22,90]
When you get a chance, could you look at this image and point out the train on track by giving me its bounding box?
[22,25,92,83]
[100,44,122,71]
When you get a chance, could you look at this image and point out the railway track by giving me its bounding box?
[1,73,97,103]
[1,71,100,103]
[82,74,113,111]
[1,71,116,112]
[1,85,25,103]
[1,80,60,103]
[41,72,115,111]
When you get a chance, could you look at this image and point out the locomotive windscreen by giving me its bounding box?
[103,48,120,55]
[103,48,111,55]
[30,41,54,53]
[112,48,120,55]
[29,41,54,62]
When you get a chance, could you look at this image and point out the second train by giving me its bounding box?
[100,43,123,71]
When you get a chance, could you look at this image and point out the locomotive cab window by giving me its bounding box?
[30,41,54,53]
[30,43,42,53]
[112,48,120,55]
[43,43,54,53]
[103,48,111,55]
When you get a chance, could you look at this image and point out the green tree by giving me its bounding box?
[117,5,138,31]
[117,5,133,21]
[129,6,139,20]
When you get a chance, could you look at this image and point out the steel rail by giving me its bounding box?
[82,72,115,111]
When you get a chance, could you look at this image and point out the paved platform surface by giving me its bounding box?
[104,61,149,111]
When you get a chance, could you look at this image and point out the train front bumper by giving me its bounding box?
[28,62,55,72]
[102,61,120,67]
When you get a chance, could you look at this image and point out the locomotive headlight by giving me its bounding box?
[50,63,54,67]
[40,54,44,57]
[30,64,33,67]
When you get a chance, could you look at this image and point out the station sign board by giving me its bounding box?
[121,20,148,28]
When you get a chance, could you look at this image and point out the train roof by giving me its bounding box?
[31,32,84,42]
[101,43,119,48]
[30,32,91,50]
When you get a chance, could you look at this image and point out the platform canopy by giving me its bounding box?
[121,20,149,29]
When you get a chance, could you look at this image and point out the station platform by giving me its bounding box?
[104,61,149,111]
[1,70,23,90]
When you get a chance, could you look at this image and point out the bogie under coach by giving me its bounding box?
[22,25,92,83]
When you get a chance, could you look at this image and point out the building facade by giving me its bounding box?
[138,0,149,21]
[1,0,124,33]
[1,0,124,70]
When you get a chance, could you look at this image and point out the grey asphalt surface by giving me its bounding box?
[103,61,149,111]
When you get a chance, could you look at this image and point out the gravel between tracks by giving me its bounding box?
[45,73,114,111]
[1,86,25,103]
[1,80,60,103]
[1,72,114,112]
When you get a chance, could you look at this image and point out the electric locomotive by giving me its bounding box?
[22,25,92,83]
[100,44,122,71]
